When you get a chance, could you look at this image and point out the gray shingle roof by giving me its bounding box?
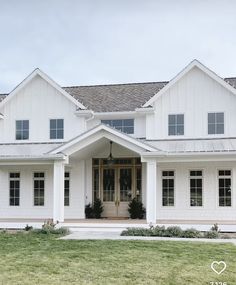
[63,82,168,112]
[0,77,236,112]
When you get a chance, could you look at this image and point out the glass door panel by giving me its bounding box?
[119,168,132,202]
[103,169,115,202]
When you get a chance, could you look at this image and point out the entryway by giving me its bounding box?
[92,158,142,218]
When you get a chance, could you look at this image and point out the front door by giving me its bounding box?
[102,167,132,217]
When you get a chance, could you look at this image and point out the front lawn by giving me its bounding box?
[0,232,235,285]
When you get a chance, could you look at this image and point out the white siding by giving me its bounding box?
[0,75,86,143]
[147,67,236,140]
[157,161,236,221]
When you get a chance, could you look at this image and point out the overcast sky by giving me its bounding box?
[0,0,236,93]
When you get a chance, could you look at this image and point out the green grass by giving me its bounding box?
[0,232,235,285]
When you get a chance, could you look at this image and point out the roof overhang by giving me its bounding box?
[49,124,159,156]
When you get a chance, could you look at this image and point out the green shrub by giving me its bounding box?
[128,198,146,219]
[165,226,183,237]
[181,228,201,238]
[151,225,166,236]
[121,227,150,236]
[32,220,69,235]
[25,224,33,231]
[85,199,104,219]
[204,230,219,239]
[93,198,104,219]
[85,203,94,218]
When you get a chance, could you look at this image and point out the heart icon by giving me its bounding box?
[211,261,226,275]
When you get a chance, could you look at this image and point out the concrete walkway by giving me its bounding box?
[60,229,236,245]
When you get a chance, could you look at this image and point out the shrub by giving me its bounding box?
[151,225,166,237]
[85,203,94,218]
[32,220,69,235]
[121,227,150,236]
[93,198,104,219]
[181,228,201,238]
[25,224,33,231]
[204,230,219,239]
[211,223,220,233]
[128,198,146,219]
[165,226,183,237]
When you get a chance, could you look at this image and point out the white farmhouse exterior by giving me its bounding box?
[1,60,236,228]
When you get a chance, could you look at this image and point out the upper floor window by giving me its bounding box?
[168,114,184,136]
[101,119,134,134]
[50,119,64,139]
[208,112,224,135]
[16,120,29,140]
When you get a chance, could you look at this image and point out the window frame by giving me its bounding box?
[207,112,225,135]
[64,172,70,206]
[33,172,45,206]
[9,172,20,206]
[217,169,232,207]
[49,118,64,140]
[161,170,175,207]
[189,170,204,207]
[15,120,29,140]
[101,119,134,134]
[168,114,184,136]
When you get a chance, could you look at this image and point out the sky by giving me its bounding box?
[0,0,236,93]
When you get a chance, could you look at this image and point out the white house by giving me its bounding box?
[1,59,236,228]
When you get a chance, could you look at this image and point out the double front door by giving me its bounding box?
[102,167,132,217]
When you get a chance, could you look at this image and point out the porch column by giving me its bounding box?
[146,160,157,224]
[53,161,65,223]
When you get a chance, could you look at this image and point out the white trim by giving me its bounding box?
[0,68,86,110]
[50,124,159,155]
[143,60,236,107]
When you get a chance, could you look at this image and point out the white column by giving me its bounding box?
[53,161,65,223]
[146,160,157,224]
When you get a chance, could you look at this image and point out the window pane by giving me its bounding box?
[57,130,64,139]
[216,124,224,134]
[50,130,56,139]
[168,126,176,136]
[50,119,56,129]
[124,119,134,126]
[216,113,224,123]
[208,124,215,134]
[208,113,215,124]
[57,119,64,129]
[23,120,29,129]
[177,125,184,135]
[177,114,184,124]
[168,115,176,125]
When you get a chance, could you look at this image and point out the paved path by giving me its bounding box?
[60,229,236,245]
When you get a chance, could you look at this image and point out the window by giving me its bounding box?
[101,119,134,134]
[168,114,184,136]
[16,120,29,140]
[50,119,64,139]
[34,172,45,206]
[190,170,203,207]
[9,173,20,206]
[218,170,231,207]
[64,172,70,206]
[162,171,174,206]
[208,112,224,134]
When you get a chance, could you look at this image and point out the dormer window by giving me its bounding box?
[208,112,224,135]
[16,120,29,140]
[168,114,184,136]
[101,119,134,134]
[50,119,64,139]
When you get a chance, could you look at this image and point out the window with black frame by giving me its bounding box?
[218,170,231,207]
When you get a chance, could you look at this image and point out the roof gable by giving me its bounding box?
[0,69,86,110]
[143,60,236,107]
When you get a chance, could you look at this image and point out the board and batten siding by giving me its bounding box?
[0,75,86,143]
[146,66,236,140]
[157,161,236,221]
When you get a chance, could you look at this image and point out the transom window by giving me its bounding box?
[189,170,203,207]
[168,114,184,136]
[50,119,64,139]
[101,119,134,134]
[208,112,224,134]
[218,170,231,207]
[9,173,20,206]
[162,171,174,206]
[64,172,70,206]
[16,120,29,140]
[34,172,45,206]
